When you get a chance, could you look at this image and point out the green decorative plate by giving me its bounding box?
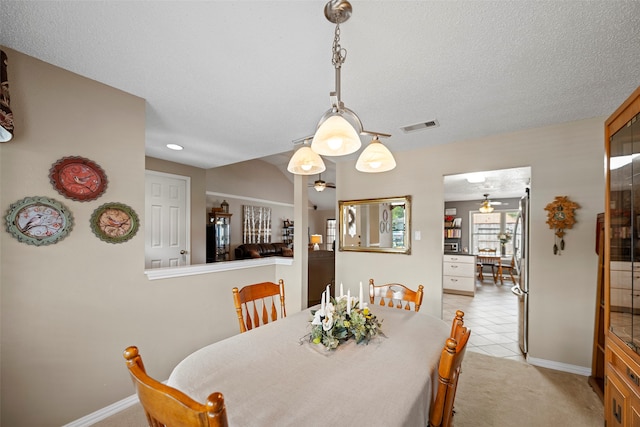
[5,196,74,246]
[90,202,139,244]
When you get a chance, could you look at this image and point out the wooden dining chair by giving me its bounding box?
[476,248,499,283]
[450,309,465,341]
[232,279,286,333]
[368,278,424,312]
[500,257,517,284]
[429,317,471,427]
[123,346,228,427]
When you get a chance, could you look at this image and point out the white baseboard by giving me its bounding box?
[527,356,591,376]
[62,394,139,427]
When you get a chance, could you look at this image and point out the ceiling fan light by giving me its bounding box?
[355,137,396,173]
[287,145,326,175]
[311,115,361,156]
[314,182,327,192]
[479,202,494,213]
[479,194,494,213]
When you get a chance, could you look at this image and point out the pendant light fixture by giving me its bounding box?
[356,136,397,173]
[288,0,395,174]
[479,194,494,213]
[287,139,326,175]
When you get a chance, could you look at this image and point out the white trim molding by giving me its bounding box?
[527,356,591,376]
[62,394,139,427]
[145,256,293,280]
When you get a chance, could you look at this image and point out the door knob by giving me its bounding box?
[180,250,187,255]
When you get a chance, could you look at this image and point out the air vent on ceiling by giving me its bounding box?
[400,119,440,133]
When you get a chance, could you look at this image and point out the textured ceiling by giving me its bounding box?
[2,1,639,208]
[443,167,531,202]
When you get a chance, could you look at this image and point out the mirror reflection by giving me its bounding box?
[338,196,411,254]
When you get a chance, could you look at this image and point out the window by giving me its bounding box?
[471,210,518,255]
[326,219,336,250]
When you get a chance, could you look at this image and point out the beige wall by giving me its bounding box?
[336,117,604,369]
[0,45,607,425]
[0,47,301,427]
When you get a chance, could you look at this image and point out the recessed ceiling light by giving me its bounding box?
[166,144,184,151]
[466,172,485,183]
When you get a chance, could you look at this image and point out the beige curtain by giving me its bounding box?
[243,205,272,244]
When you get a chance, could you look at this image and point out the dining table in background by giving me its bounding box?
[167,305,450,427]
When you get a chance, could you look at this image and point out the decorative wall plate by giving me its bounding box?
[90,202,139,244]
[5,196,74,246]
[49,156,107,201]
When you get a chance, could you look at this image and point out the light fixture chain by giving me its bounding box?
[332,24,346,69]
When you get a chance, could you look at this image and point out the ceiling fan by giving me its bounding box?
[479,193,506,212]
[309,174,336,192]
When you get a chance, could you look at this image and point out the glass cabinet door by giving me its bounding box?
[609,111,640,351]
[213,214,231,262]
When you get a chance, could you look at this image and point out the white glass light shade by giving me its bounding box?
[287,146,326,175]
[314,182,327,192]
[479,202,494,213]
[355,138,396,173]
[311,115,362,156]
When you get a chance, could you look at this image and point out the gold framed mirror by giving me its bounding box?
[338,196,411,254]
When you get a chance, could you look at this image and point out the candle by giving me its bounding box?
[347,289,351,313]
[321,290,325,312]
[326,284,331,305]
[340,283,344,298]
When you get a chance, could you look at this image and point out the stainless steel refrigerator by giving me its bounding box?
[511,188,530,354]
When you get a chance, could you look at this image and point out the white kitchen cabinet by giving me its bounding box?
[443,254,476,296]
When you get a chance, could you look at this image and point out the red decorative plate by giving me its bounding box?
[49,156,108,201]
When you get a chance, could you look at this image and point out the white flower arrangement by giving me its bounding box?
[309,294,383,350]
[497,232,512,244]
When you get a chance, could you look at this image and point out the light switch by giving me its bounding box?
[414,231,421,240]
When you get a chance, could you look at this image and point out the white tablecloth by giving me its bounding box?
[167,305,449,427]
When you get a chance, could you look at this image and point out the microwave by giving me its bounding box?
[444,242,459,252]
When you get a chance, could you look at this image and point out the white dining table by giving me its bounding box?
[167,305,450,427]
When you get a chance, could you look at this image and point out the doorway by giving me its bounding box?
[443,167,531,359]
[145,170,191,268]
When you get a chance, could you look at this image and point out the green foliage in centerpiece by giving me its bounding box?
[309,296,383,350]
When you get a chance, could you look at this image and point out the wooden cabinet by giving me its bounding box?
[590,213,605,400]
[442,254,476,296]
[605,86,640,426]
[606,339,640,427]
[308,250,335,307]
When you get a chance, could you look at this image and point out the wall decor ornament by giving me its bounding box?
[544,196,580,255]
[90,202,139,244]
[4,196,74,245]
[0,49,14,142]
[49,156,108,201]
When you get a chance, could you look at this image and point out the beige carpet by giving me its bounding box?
[93,351,603,426]
[455,350,603,426]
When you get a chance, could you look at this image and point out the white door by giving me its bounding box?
[145,171,190,268]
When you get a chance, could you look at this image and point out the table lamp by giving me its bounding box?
[310,234,323,251]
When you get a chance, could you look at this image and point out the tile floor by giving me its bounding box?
[443,277,526,362]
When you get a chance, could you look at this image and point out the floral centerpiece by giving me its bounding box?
[497,232,512,244]
[308,285,383,350]
[497,232,512,255]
